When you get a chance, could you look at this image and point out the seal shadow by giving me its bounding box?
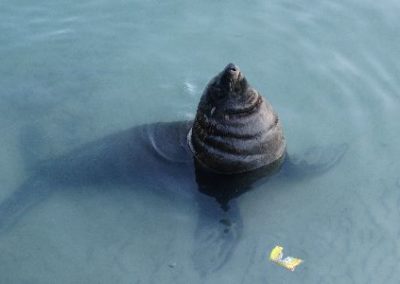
[0,120,347,276]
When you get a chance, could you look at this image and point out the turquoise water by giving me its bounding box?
[1,0,400,283]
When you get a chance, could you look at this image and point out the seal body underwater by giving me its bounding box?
[0,63,347,276]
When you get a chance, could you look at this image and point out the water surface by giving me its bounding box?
[1,0,400,283]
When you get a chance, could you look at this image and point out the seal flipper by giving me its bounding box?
[0,178,53,233]
[0,125,54,233]
[280,143,348,180]
[192,195,242,276]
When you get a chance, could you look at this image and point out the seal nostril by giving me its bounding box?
[225,63,239,74]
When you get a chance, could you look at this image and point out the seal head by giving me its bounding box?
[189,63,286,174]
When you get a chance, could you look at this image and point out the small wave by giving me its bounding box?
[184,81,198,97]
[29,28,75,41]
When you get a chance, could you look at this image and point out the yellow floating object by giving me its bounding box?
[269,245,303,271]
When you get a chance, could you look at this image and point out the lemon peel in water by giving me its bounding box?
[269,245,303,271]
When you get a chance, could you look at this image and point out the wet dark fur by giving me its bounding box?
[191,64,286,174]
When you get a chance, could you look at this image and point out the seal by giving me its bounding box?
[189,63,286,174]
[0,63,347,277]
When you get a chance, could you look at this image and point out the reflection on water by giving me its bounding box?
[1,0,400,283]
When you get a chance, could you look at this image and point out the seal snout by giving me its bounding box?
[224,63,240,80]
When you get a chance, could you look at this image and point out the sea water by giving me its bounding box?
[0,0,399,283]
